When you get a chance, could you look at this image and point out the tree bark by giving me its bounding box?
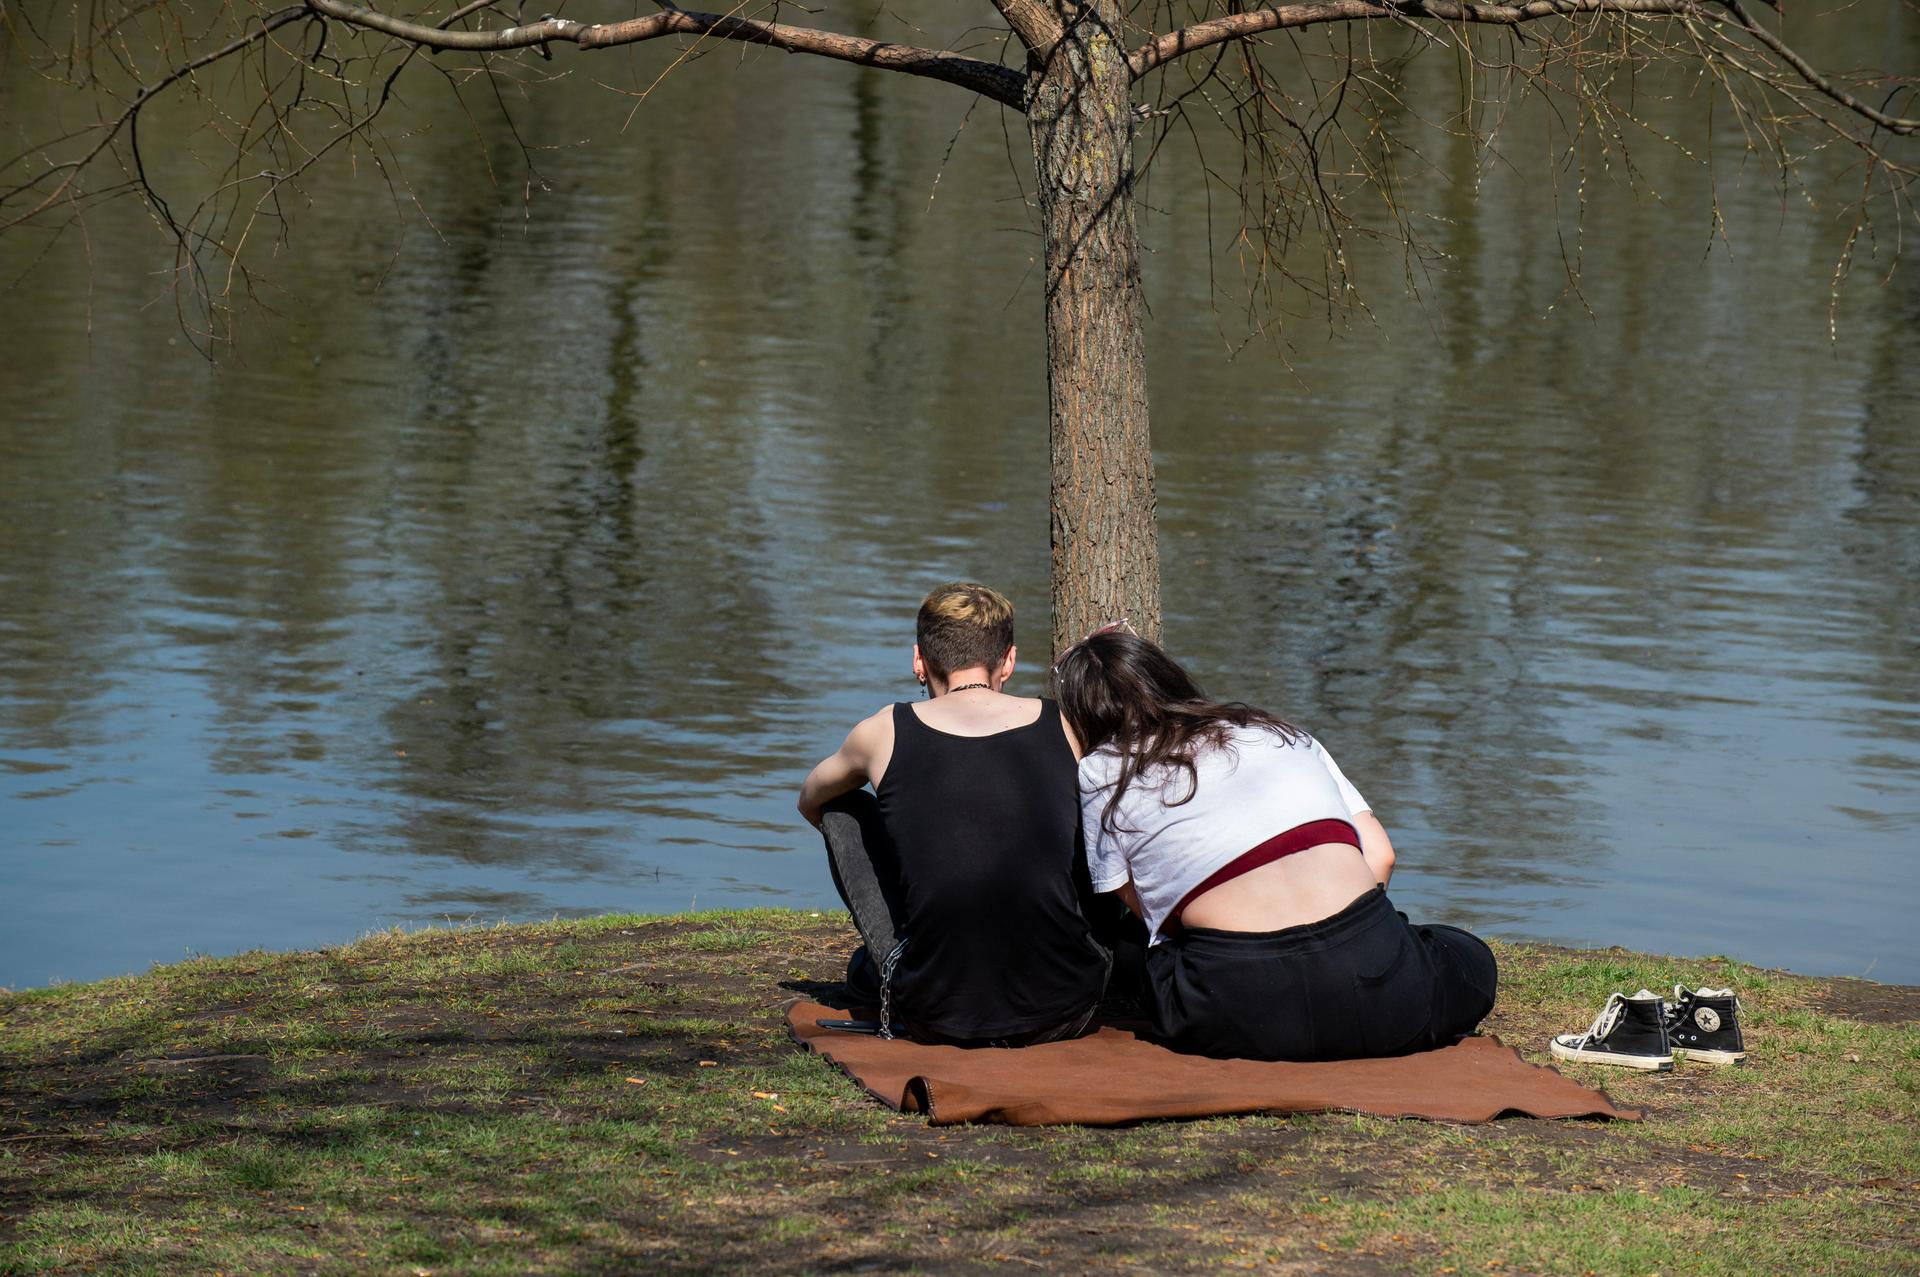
[1028,1,1162,660]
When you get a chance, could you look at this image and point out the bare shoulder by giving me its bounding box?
[830,704,892,762]
[851,703,895,740]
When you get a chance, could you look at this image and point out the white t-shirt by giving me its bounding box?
[1078,725,1372,944]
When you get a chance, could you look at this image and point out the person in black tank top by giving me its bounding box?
[798,583,1110,1046]
[872,699,1108,1042]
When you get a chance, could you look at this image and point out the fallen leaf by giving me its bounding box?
[752,1091,779,1100]
[624,1077,646,1086]
[698,1060,718,1068]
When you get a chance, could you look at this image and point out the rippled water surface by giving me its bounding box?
[3,9,1916,986]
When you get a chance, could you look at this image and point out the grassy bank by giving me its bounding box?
[2,911,1915,1275]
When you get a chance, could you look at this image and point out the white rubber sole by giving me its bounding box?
[1671,1047,1746,1066]
[1550,1038,1674,1070]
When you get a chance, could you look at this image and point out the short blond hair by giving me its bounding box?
[916,582,1015,679]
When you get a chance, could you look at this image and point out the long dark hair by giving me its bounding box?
[1053,631,1303,835]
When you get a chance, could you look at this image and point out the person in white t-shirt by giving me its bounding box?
[1053,625,1497,1062]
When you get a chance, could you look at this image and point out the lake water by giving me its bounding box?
[3,10,1916,988]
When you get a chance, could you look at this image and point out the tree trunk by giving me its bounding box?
[1028,1,1162,661]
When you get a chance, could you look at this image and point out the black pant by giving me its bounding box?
[819,791,1103,1047]
[820,790,904,1001]
[1144,886,1497,1062]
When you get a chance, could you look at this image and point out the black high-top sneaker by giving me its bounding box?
[1665,985,1747,1065]
[1549,990,1674,1070]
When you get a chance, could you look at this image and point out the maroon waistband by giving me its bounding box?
[1172,818,1362,921]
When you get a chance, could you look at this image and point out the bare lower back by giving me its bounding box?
[1178,843,1382,933]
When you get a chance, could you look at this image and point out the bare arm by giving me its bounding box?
[1352,811,1396,887]
[797,709,889,828]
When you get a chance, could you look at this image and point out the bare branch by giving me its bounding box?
[1705,0,1918,137]
[1132,0,1703,78]
[7,0,1909,359]
[1130,0,1920,136]
[1,5,308,229]
[300,0,1030,107]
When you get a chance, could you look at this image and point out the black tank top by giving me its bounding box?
[875,699,1108,1041]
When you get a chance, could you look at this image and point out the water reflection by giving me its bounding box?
[2,7,1915,987]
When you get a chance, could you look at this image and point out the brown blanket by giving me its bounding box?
[787,1001,1637,1126]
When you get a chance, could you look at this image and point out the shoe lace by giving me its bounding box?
[1578,992,1627,1045]
[1667,984,1692,1025]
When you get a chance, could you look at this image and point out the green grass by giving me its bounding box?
[1,911,1913,1274]
[672,923,775,954]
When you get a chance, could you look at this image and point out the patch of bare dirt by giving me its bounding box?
[1806,976,1920,1025]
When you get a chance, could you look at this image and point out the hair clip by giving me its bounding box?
[1081,618,1136,643]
